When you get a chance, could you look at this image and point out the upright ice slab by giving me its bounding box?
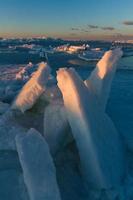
[57,68,125,189]
[85,48,123,111]
[16,128,61,200]
[12,62,51,113]
[44,103,71,155]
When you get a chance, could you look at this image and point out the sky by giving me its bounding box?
[0,0,133,40]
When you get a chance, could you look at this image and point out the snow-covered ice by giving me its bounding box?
[16,128,61,200]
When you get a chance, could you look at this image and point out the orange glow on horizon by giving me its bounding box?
[0,32,133,41]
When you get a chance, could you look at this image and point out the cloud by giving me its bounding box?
[70,27,89,33]
[88,25,99,29]
[123,21,133,25]
[71,28,80,31]
[88,25,115,31]
[101,26,115,31]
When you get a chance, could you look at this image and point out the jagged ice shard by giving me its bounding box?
[57,67,125,189]
[12,62,51,113]
[16,128,61,200]
[85,48,123,111]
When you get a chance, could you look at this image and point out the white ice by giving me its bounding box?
[12,62,51,113]
[44,48,124,160]
[16,128,61,200]
[85,48,123,111]
[57,67,125,189]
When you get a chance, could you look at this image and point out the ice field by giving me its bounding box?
[0,49,133,200]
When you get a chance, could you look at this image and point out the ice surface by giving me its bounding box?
[0,51,133,199]
[57,68,125,189]
[12,62,51,113]
[44,103,72,155]
[16,128,61,200]
[85,48,123,111]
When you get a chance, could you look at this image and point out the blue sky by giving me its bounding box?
[0,0,133,40]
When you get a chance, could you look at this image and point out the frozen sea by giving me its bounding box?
[0,53,133,199]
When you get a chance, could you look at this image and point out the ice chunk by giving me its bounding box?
[44,103,72,155]
[16,128,61,200]
[57,68,125,189]
[85,48,123,111]
[15,62,37,81]
[12,62,51,113]
[16,67,27,80]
